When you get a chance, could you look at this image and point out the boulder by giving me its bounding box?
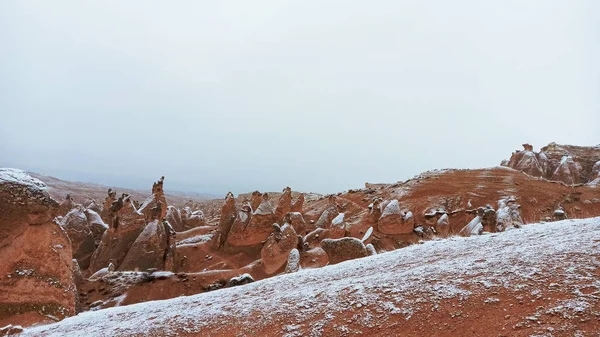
[320,237,368,265]
[459,216,483,237]
[378,200,412,234]
[553,207,567,221]
[496,197,524,231]
[480,205,497,232]
[284,248,301,273]
[435,213,450,237]
[83,209,108,247]
[365,243,377,256]
[261,223,299,274]
[0,168,76,326]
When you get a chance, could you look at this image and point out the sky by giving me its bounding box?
[1,1,599,196]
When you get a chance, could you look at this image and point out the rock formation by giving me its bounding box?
[119,220,176,272]
[274,187,292,222]
[89,193,147,272]
[60,205,96,270]
[214,192,237,249]
[138,176,168,221]
[377,199,412,234]
[283,212,307,236]
[100,189,117,224]
[315,195,339,229]
[0,168,76,326]
[320,237,368,265]
[261,223,299,274]
[290,193,305,213]
[503,143,600,185]
[58,194,76,216]
[284,248,301,273]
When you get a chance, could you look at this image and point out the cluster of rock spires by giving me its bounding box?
[502,142,600,186]
[2,142,600,328]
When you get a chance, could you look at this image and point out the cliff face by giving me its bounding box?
[503,142,600,185]
[0,169,76,327]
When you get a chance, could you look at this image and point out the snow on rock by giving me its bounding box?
[21,217,600,337]
[458,216,483,237]
[0,167,47,190]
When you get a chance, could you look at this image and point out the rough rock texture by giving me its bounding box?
[230,193,275,247]
[479,205,497,233]
[283,212,307,236]
[503,143,600,185]
[290,193,304,213]
[119,220,175,272]
[58,194,76,217]
[138,177,168,222]
[284,248,301,273]
[181,207,206,229]
[320,237,368,265]
[213,192,237,249]
[83,209,108,247]
[261,224,299,274]
[100,189,117,224]
[273,187,292,222]
[0,168,76,327]
[377,199,412,234]
[249,191,262,213]
[89,194,147,272]
[59,206,96,270]
[166,206,184,232]
[315,195,339,229]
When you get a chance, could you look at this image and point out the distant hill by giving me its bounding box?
[28,171,220,207]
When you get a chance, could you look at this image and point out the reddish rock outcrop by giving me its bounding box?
[0,168,76,327]
[503,143,600,185]
[377,199,412,234]
[213,192,237,249]
[89,193,147,272]
[290,193,305,213]
[58,194,76,216]
[119,220,176,272]
[315,195,339,229]
[320,237,368,265]
[261,223,299,274]
[283,212,307,236]
[138,176,168,222]
[60,205,96,270]
[229,193,276,247]
[274,187,292,222]
[100,189,117,224]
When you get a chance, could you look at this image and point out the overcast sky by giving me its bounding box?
[1,1,598,195]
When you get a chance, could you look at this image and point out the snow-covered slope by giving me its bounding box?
[22,218,600,337]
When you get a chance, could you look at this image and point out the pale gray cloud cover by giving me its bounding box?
[1,1,598,195]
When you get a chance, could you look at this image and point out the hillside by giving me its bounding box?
[21,217,600,336]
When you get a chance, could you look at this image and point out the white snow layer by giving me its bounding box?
[0,168,47,190]
[22,217,600,337]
